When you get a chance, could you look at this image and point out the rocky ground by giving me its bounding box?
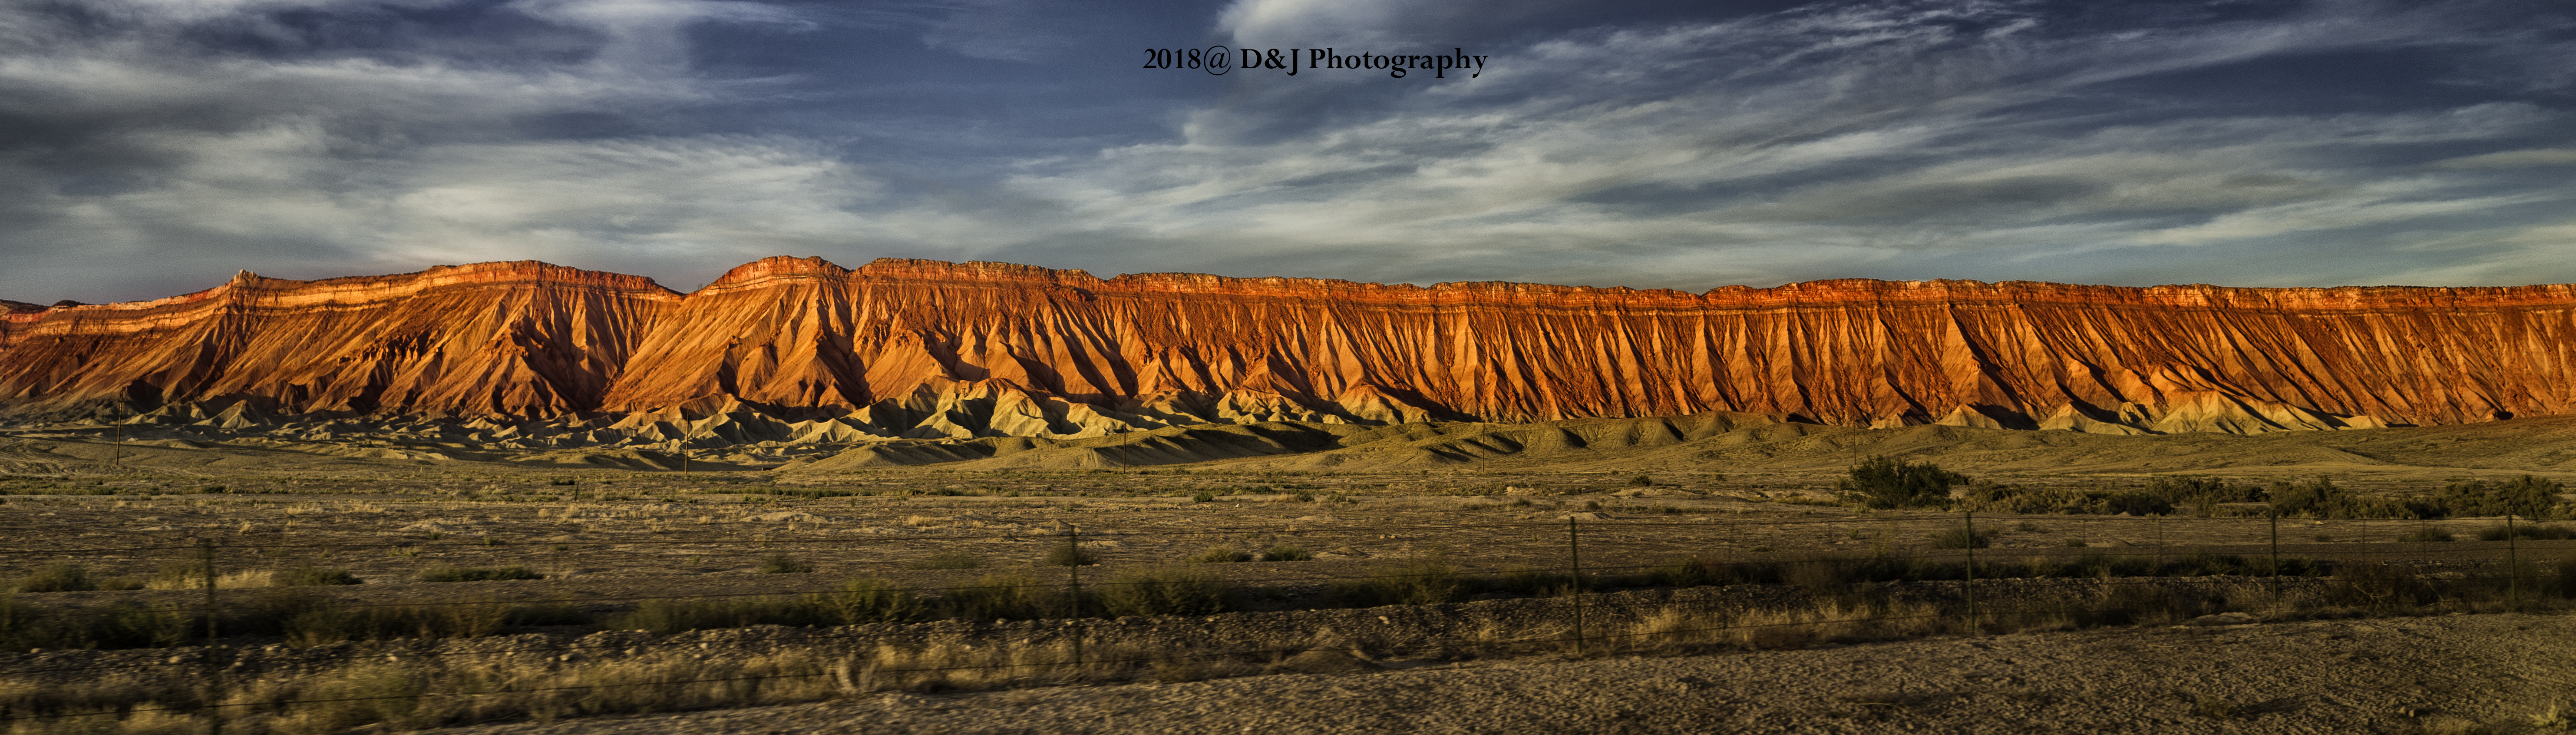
[422,612,2575,735]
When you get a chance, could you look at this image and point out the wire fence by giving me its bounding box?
[2,510,2569,733]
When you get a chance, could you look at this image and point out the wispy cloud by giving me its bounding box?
[2,0,2572,302]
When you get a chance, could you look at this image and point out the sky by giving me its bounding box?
[2,0,2572,304]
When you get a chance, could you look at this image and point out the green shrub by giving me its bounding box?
[2062,537,2087,548]
[417,566,543,583]
[906,551,986,570]
[1258,545,1314,562]
[1837,456,1966,510]
[1190,491,1215,503]
[1628,475,1654,487]
[1100,566,1233,617]
[757,553,814,574]
[1185,546,1252,563]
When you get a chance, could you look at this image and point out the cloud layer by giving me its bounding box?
[2,0,2571,302]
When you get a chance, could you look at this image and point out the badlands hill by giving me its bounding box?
[3,256,2572,461]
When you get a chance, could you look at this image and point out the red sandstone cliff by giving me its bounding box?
[5,256,2571,437]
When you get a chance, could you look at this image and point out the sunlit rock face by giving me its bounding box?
[5,255,2571,439]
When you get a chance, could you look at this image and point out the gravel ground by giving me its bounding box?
[423,611,2572,735]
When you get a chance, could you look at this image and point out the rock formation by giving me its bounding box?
[6,256,2572,444]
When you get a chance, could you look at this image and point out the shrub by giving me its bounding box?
[814,577,927,625]
[1186,546,1252,563]
[417,566,543,583]
[907,551,986,570]
[946,572,1065,620]
[2439,475,2564,519]
[2399,526,2456,543]
[1326,558,1463,607]
[1044,539,1096,567]
[2479,523,2576,542]
[1190,491,1215,503]
[1290,491,1315,502]
[15,563,93,593]
[2557,553,2576,599]
[1100,566,1233,617]
[278,566,364,586]
[611,596,826,634]
[1837,456,1966,510]
[2063,537,2088,548]
[2325,560,2440,609]
[1258,545,1314,562]
[260,587,512,643]
[1929,526,1995,550]
[757,553,814,574]
[1628,475,1654,487]
[0,595,193,650]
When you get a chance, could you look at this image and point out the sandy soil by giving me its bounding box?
[417,612,2573,735]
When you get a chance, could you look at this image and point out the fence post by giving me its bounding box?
[199,538,223,735]
[2267,510,2282,616]
[1067,526,1083,672]
[1567,517,1583,656]
[2506,513,2520,605]
[2153,513,2163,571]
[1962,511,1977,632]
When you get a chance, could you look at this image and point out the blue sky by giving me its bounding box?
[3,0,2571,303]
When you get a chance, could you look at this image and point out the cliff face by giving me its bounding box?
[7,255,2573,437]
[0,262,676,420]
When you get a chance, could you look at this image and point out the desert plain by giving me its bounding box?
[4,411,2573,735]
